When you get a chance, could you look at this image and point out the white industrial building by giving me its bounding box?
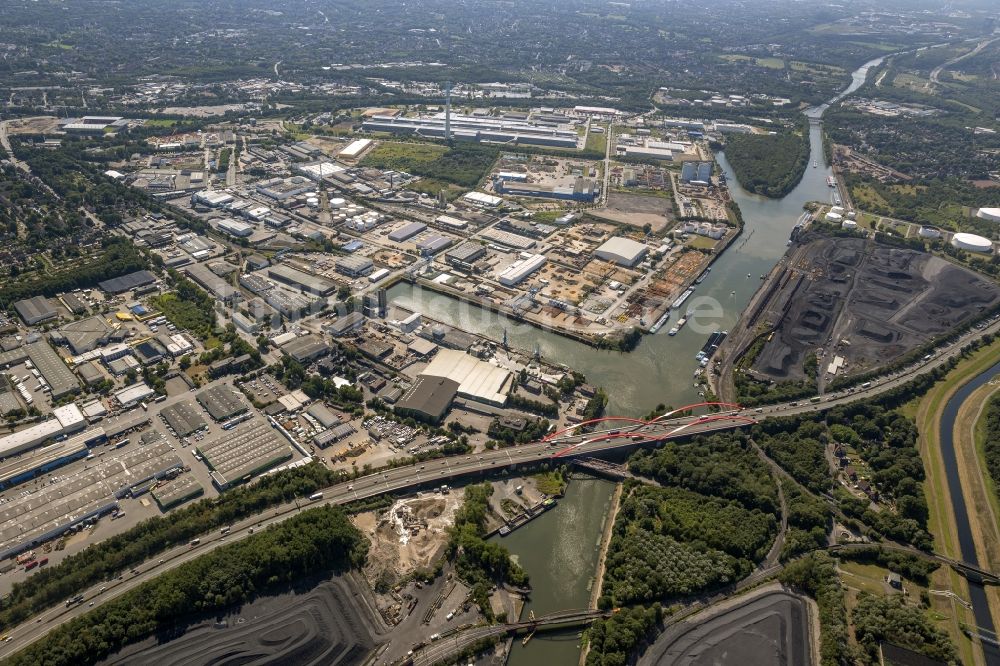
[114,382,156,408]
[420,349,514,406]
[462,192,503,208]
[339,138,373,159]
[498,254,547,286]
[217,218,254,237]
[594,237,649,267]
[0,404,86,459]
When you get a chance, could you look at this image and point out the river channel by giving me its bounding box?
[387,61,883,418]
[495,477,616,666]
[939,361,1000,664]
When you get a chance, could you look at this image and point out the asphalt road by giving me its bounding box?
[2,316,998,657]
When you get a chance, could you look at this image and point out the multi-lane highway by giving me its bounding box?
[2,315,998,657]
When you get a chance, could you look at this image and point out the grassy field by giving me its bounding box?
[585,125,608,154]
[408,178,464,201]
[361,142,448,169]
[915,337,1000,665]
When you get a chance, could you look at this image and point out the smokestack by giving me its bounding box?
[445,81,452,142]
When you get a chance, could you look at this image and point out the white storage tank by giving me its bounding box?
[952,232,993,253]
[842,219,858,230]
[330,197,346,209]
[918,226,942,239]
[976,208,1000,223]
[825,212,843,223]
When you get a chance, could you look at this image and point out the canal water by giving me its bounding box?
[939,361,1000,665]
[495,477,616,666]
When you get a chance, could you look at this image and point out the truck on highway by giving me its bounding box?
[189,538,201,547]
[308,492,323,501]
[220,526,231,536]
[65,594,84,607]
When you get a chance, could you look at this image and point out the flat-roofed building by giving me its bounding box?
[281,334,330,362]
[161,400,207,437]
[114,382,156,408]
[445,242,487,269]
[0,403,86,460]
[595,236,649,267]
[197,421,293,489]
[327,311,365,336]
[420,349,513,406]
[27,341,80,398]
[13,296,57,325]
[388,221,428,242]
[395,376,460,424]
[266,264,336,296]
[197,384,248,421]
[335,256,374,277]
[98,270,157,295]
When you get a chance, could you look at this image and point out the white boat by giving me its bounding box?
[668,326,679,336]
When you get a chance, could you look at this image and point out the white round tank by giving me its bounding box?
[330,198,346,209]
[825,212,843,223]
[952,232,993,253]
[842,219,857,230]
[976,208,1000,223]
[918,226,941,239]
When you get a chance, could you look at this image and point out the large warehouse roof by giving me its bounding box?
[98,270,157,294]
[595,236,649,267]
[396,376,459,423]
[420,349,513,406]
[197,385,248,421]
[13,296,58,325]
[27,341,80,398]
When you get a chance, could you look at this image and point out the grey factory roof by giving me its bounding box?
[266,264,336,296]
[306,402,341,428]
[281,334,330,362]
[27,341,80,398]
[446,242,487,264]
[0,392,21,416]
[0,439,181,560]
[388,221,428,242]
[416,235,453,254]
[197,421,293,488]
[151,475,204,510]
[314,423,356,447]
[58,316,114,355]
[13,296,58,325]
[60,292,88,315]
[328,311,366,336]
[76,361,105,385]
[197,385,249,422]
[395,375,460,423]
[160,400,207,437]
[98,270,157,295]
